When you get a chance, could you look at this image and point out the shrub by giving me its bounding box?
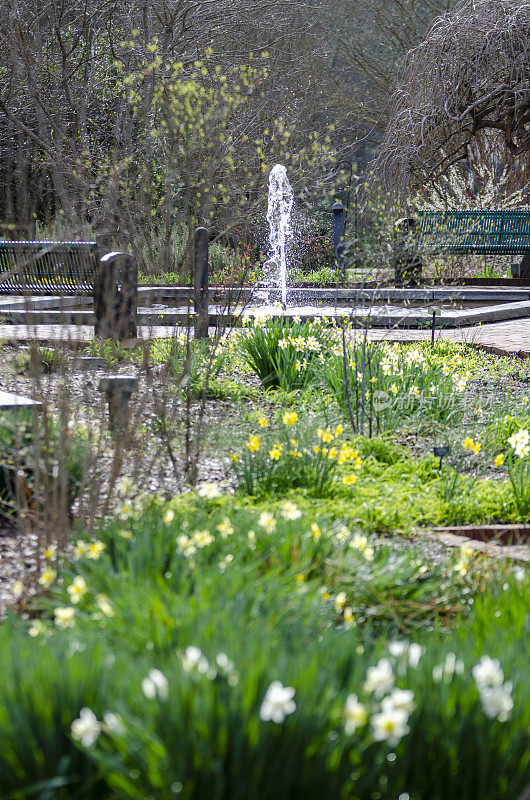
[0,411,89,519]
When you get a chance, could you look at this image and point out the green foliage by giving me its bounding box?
[150,335,227,398]
[319,339,467,434]
[237,315,331,391]
[0,496,527,799]
[12,346,67,375]
[0,412,89,518]
[84,339,139,366]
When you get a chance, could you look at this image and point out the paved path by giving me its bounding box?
[368,318,530,356]
[0,319,529,357]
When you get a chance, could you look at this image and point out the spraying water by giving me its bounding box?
[266,164,294,307]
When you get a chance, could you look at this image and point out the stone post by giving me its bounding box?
[93,252,137,341]
[98,375,137,435]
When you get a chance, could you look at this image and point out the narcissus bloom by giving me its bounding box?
[246,434,260,453]
[55,607,76,629]
[67,576,87,604]
[344,694,367,734]
[86,541,105,559]
[371,707,410,746]
[259,681,296,723]
[71,708,100,747]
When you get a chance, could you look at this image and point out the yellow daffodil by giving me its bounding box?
[494,453,505,467]
[318,427,334,443]
[311,522,321,541]
[246,434,260,453]
[342,474,357,486]
[282,411,298,427]
[463,437,481,455]
[217,517,234,538]
[269,444,282,460]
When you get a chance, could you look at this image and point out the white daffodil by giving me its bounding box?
[163,508,175,525]
[472,655,504,690]
[103,711,125,735]
[507,428,530,458]
[363,659,394,698]
[141,669,169,700]
[382,688,415,715]
[371,707,410,747]
[479,684,514,722]
[67,576,87,604]
[258,511,276,533]
[388,640,408,658]
[54,607,76,629]
[407,643,423,668]
[280,501,302,521]
[182,645,209,674]
[71,708,101,747]
[259,681,296,723]
[197,482,221,499]
[344,694,367,734]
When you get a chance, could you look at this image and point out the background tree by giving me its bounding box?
[314,0,457,147]
[0,0,333,252]
[374,0,530,202]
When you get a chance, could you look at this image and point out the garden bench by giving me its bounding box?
[400,210,530,281]
[416,210,530,255]
[0,241,99,295]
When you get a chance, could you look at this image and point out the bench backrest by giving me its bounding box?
[417,210,530,254]
[0,241,99,294]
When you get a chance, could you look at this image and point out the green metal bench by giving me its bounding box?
[416,210,530,255]
[0,241,99,295]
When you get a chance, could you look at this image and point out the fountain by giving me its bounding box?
[264,164,294,307]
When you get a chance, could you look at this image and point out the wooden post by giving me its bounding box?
[94,252,137,341]
[193,227,209,339]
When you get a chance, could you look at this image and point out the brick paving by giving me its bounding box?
[1,318,529,357]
